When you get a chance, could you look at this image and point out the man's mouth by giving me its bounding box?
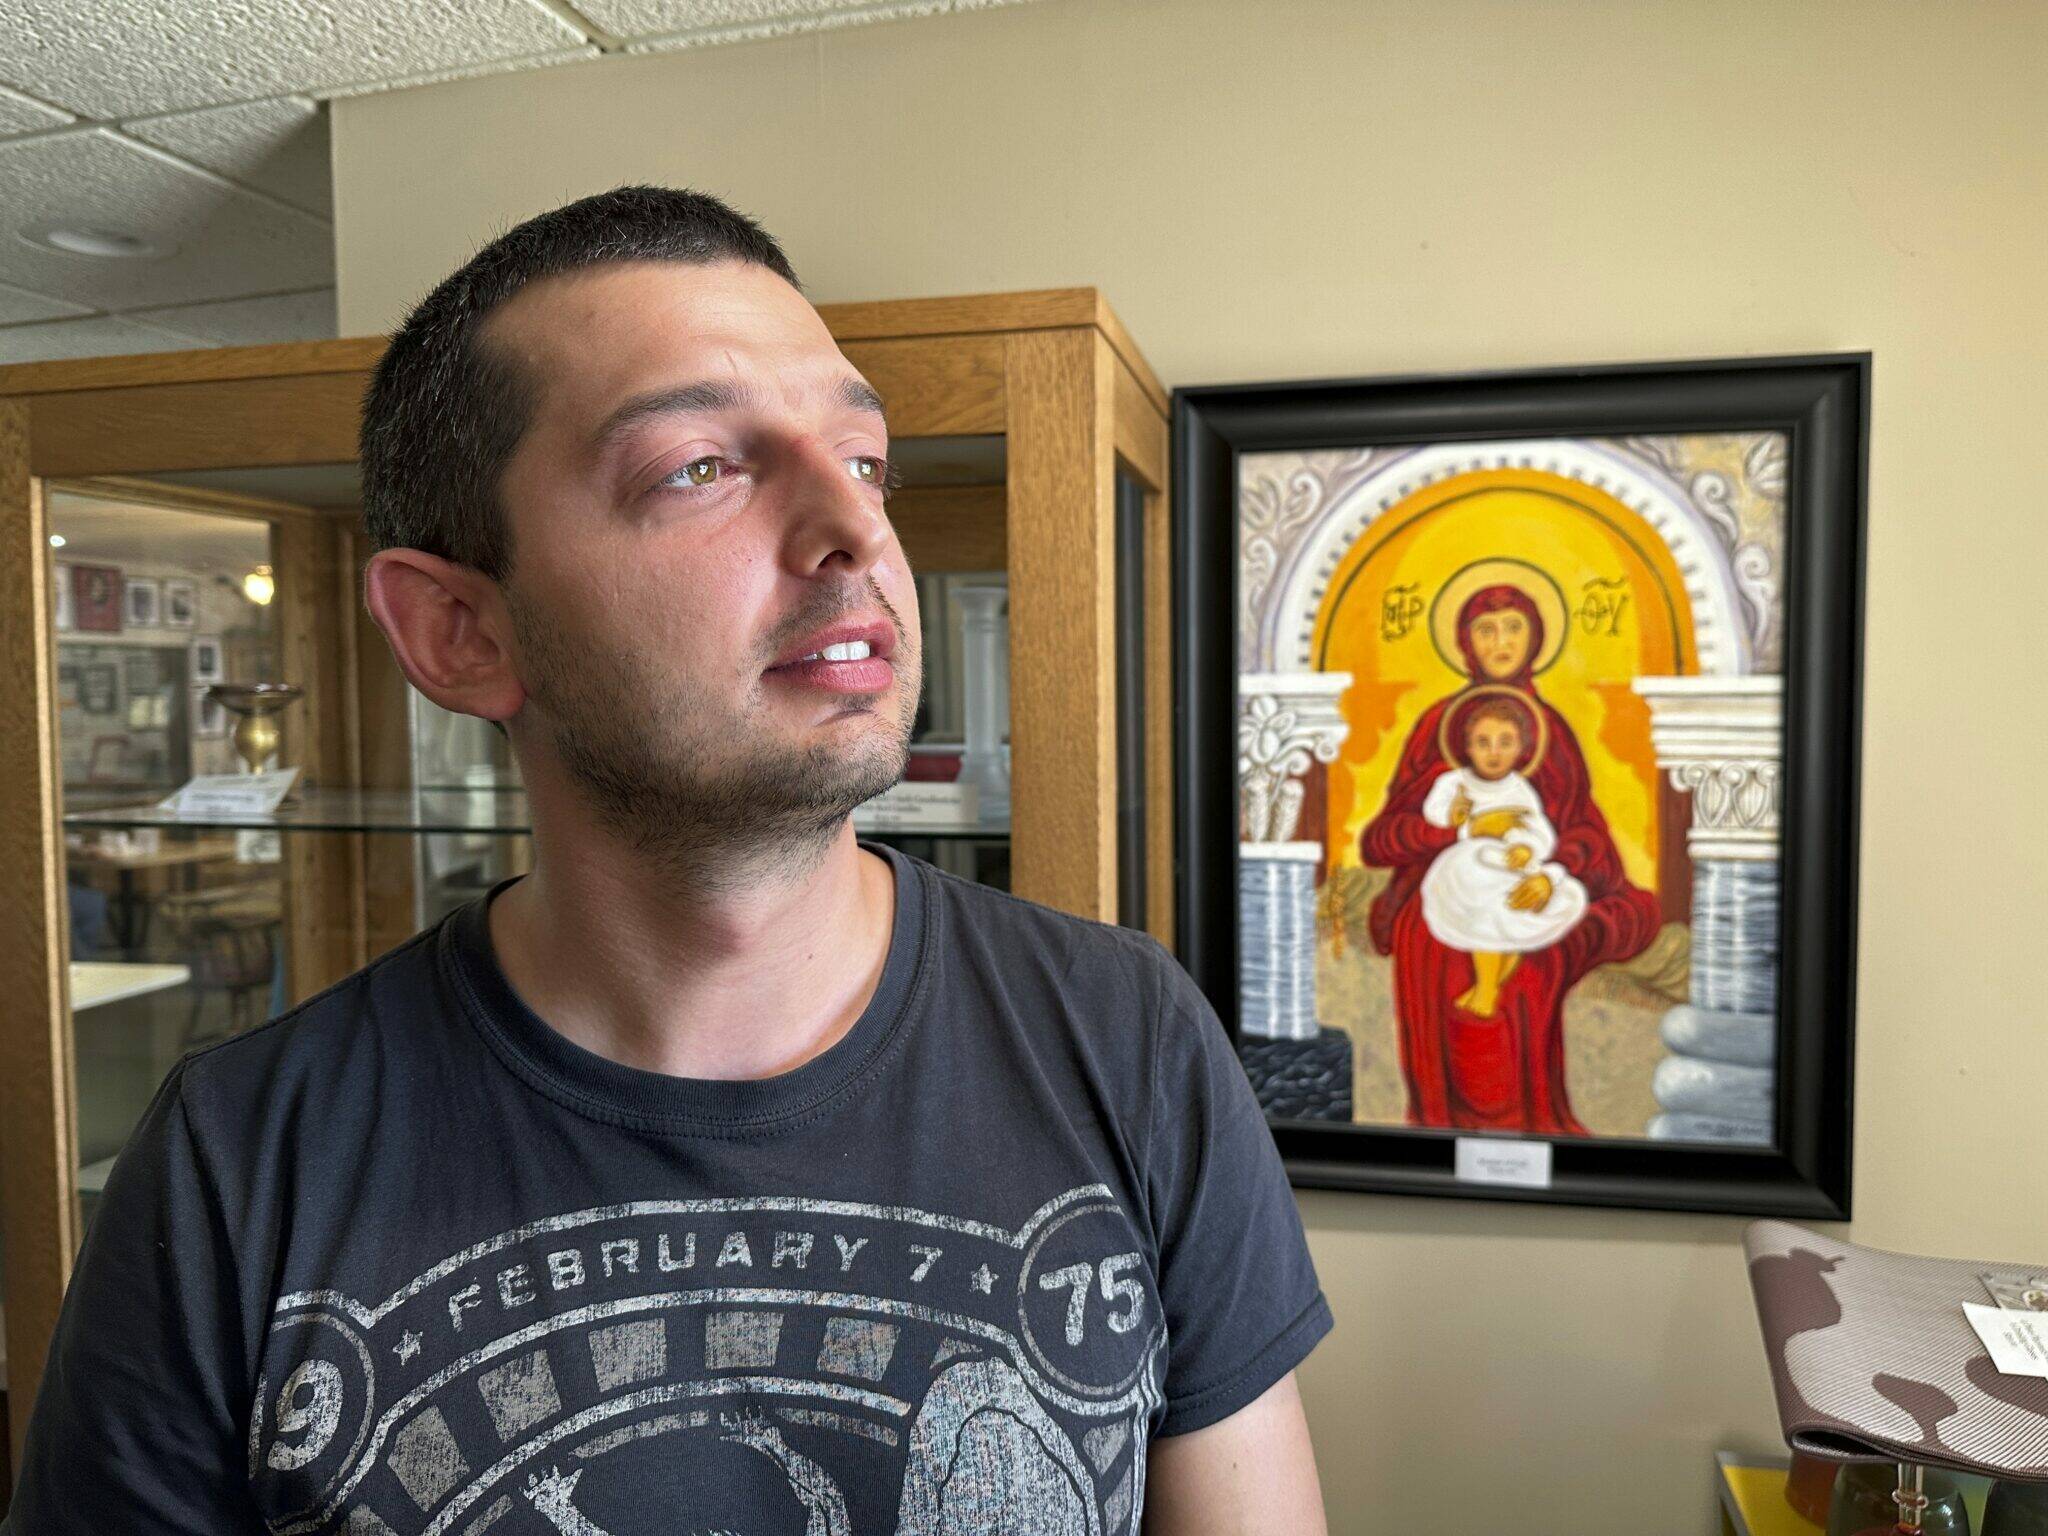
[794,640,873,663]
[767,639,893,693]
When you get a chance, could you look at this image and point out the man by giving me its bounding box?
[8,186,1331,1534]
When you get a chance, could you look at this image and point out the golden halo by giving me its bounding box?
[1438,683,1550,777]
[1428,559,1569,677]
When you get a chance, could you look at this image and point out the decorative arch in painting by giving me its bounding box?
[1268,439,1752,677]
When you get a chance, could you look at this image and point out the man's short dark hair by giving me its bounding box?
[359,185,802,580]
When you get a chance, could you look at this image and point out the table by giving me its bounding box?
[66,836,239,950]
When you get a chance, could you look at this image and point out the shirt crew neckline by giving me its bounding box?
[439,837,931,1137]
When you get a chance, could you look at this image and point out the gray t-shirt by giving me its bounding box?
[8,840,1332,1534]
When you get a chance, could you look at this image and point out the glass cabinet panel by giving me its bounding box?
[49,486,285,1231]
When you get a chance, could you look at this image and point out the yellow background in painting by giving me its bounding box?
[1312,468,1700,889]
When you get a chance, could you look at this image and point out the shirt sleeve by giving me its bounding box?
[1142,941,1334,1437]
[1422,767,1461,828]
[4,1060,264,1533]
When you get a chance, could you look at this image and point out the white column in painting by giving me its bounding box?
[1236,678,1349,1008]
[1237,673,1353,848]
[1633,676,1783,1145]
[1238,843,1323,1041]
[955,585,1010,825]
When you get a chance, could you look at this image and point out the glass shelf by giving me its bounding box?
[65,785,537,835]
[64,784,1011,840]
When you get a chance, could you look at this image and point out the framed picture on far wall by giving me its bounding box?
[163,579,197,628]
[124,577,161,628]
[78,662,117,715]
[1173,354,1868,1218]
[190,634,224,685]
[72,563,122,632]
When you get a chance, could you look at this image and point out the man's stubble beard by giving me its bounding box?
[504,584,919,892]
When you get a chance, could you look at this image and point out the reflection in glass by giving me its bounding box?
[412,692,531,928]
[51,486,284,1234]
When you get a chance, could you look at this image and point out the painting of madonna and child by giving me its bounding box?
[1234,432,1789,1147]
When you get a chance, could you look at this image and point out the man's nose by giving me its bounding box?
[780,439,892,577]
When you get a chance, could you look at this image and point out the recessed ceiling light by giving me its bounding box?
[20,226,172,260]
[48,533,66,548]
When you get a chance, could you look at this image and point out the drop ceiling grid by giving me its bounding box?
[122,98,334,216]
[0,277,93,327]
[0,130,332,310]
[126,288,341,346]
[0,314,211,362]
[0,0,1041,362]
[0,82,73,135]
[0,0,611,350]
[0,0,587,119]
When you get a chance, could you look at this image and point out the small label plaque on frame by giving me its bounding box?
[1454,1137,1553,1190]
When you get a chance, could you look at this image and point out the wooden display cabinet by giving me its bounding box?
[0,288,1171,1470]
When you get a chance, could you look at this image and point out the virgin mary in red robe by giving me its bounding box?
[1356,584,1661,1134]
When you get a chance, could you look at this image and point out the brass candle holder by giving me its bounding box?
[206,682,304,779]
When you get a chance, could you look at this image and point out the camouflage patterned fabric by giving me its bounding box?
[1744,1221,2048,1481]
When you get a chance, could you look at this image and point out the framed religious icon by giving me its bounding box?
[1172,355,1867,1217]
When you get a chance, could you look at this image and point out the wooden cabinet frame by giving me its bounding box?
[0,288,1170,1458]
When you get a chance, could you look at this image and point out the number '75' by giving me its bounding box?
[1036,1253,1145,1346]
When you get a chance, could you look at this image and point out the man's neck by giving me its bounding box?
[486,801,896,1082]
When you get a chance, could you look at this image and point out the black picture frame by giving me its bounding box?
[1172,355,1867,1218]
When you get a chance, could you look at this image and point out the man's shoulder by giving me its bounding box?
[171,914,450,1125]
[913,851,1176,991]
[925,856,1179,962]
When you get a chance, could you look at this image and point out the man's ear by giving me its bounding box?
[362,548,526,726]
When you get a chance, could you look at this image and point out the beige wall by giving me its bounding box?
[333,1,2048,1529]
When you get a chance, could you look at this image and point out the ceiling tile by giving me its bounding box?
[0,129,332,310]
[0,314,208,364]
[0,83,73,136]
[127,288,338,346]
[587,0,1024,47]
[0,277,92,325]
[0,0,587,120]
[124,98,332,216]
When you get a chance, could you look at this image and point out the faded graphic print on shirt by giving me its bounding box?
[249,1186,1163,1535]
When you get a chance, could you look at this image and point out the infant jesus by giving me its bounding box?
[1419,696,1590,1017]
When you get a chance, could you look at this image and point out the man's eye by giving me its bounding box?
[662,457,725,489]
[850,455,901,495]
